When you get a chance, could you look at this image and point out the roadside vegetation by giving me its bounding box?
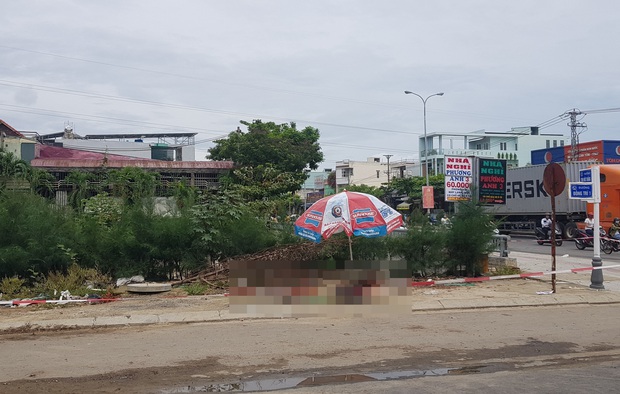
[1,121,497,299]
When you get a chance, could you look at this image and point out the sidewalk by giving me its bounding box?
[411,250,620,311]
[2,252,620,332]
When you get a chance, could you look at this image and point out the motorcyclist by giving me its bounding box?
[584,212,595,237]
[541,213,552,239]
[609,218,620,240]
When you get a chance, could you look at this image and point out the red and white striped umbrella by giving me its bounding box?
[294,191,403,259]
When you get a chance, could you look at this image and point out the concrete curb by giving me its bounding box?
[3,295,620,332]
[2,251,619,331]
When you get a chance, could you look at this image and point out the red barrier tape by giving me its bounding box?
[412,264,620,287]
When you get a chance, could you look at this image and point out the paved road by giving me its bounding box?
[1,304,619,393]
[509,234,620,262]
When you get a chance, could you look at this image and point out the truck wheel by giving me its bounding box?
[564,222,578,239]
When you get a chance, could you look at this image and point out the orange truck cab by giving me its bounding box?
[586,165,620,233]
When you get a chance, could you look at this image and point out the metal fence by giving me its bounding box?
[491,234,511,257]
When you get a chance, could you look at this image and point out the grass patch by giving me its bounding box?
[490,265,521,276]
[182,283,211,295]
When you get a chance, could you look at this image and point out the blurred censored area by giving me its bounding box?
[229,260,410,317]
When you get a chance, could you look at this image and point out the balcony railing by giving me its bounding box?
[422,148,496,158]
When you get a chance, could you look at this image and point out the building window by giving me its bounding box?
[341,169,353,178]
[553,140,557,147]
[484,143,489,150]
[376,170,380,178]
[500,142,507,151]
[546,140,550,148]
[515,143,518,150]
[560,140,564,146]
[476,144,482,150]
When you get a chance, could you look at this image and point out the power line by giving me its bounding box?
[0,80,413,135]
[0,45,537,126]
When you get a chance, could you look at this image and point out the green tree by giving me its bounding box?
[225,164,306,201]
[445,200,496,276]
[27,168,56,199]
[0,192,78,278]
[392,222,447,277]
[190,189,246,264]
[344,184,383,198]
[0,151,28,178]
[65,171,97,211]
[326,171,336,190]
[208,120,324,197]
[390,174,445,203]
[106,167,159,206]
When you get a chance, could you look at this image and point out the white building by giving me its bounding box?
[39,126,196,162]
[419,127,567,176]
[335,157,416,190]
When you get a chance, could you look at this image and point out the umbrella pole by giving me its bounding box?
[348,235,353,261]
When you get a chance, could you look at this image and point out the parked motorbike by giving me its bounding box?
[535,226,563,246]
[574,227,607,250]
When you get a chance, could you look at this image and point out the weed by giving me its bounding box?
[33,263,111,297]
[183,283,210,295]
[0,276,27,299]
[491,265,521,276]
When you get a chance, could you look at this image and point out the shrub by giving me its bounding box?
[445,200,496,276]
[0,276,26,299]
[32,263,111,297]
[392,223,447,277]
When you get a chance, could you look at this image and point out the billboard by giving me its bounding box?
[531,146,565,165]
[531,140,620,165]
[478,159,507,204]
[603,141,620,164]
[444,156,472,201]
[422,186,434,209]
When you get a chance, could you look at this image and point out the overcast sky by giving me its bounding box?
[1,1,619,169]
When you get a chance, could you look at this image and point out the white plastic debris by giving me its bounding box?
[116,275,146,287]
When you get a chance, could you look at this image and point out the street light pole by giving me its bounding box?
[383,154,393,186]
[404,91,444,186]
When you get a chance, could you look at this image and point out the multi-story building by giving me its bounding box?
[298,169,334,208]
[335,157,417,190]
[419,127,567,176]
[0,119,37,161]
[38,124,196,161]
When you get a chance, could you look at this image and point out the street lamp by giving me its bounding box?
[383,154,393,186]
[404,91,444,186]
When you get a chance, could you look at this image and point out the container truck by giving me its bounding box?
[485,162,620,238]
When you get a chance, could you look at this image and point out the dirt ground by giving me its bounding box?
[0,285,617,394]
[0,277,585,333]
[0,280,612,393]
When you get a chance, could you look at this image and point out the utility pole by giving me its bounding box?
[383,154,393,186]
[566,109,587,162]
